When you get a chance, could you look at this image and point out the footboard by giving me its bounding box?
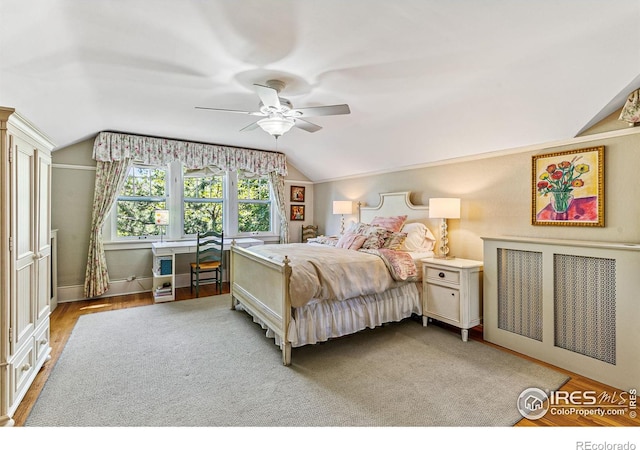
[230,244,293,365]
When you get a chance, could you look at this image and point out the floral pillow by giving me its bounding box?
[359,225,391,250]
[370,215,408,233]
[346,222,369,234]
[383,232,408,250]
[335,232,367,250]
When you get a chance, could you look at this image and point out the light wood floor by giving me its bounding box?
[13,285,639,427]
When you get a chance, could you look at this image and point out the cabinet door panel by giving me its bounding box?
[12,142,36,355]
[35,151,51,324]
[426,284,460,324]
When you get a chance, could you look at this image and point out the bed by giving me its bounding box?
[229,191,437,365]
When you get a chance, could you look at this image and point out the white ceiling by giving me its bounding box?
[2,0,639,182]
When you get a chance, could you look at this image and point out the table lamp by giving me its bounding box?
[428,198,460,259]
[333,201,353,235]
[154,209,170,243]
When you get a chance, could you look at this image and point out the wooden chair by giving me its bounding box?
[301,224,318,242]
[190,230,224,297]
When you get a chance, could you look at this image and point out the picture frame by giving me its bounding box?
[290,185,305,202]
[532,146,604,227]
[290,205,305,221]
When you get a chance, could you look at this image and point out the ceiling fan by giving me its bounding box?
[196,79,351,138]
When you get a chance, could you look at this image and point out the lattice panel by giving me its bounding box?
[554,254,616,365]
[497,249,543,341]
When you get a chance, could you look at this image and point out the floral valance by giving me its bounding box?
[92,131,287,176]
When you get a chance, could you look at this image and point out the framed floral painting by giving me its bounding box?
[532,146,604,226]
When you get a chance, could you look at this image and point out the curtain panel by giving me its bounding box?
[84,158,132,298]
[93,131,287,176]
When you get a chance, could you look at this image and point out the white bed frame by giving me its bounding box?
[229,191,432,365]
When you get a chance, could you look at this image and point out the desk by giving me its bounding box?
[151,238,263,256]
[151,238,263,302]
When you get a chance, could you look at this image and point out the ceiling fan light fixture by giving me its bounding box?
[257,116,295,137]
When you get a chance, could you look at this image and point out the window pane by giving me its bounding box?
[116,166,167,238]
[183,169,223,235]
[238,203,270,232]
[184,201,223,235]
[116,200,166,237]
[238,178,270,200]
[150,168,166,196]
[184,171,223,199]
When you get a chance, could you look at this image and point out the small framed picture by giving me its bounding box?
[290,205,305,221]
[290,185,305,202]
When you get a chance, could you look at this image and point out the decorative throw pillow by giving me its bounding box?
[370,215,408,233]
[347,222,369,235]
[400,222,437,251]
[335,232,367,250]
[383,232,408,250]
[360,225,390,250]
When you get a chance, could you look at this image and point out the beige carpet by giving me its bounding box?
[26,295,568,427]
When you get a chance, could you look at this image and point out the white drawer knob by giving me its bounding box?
[39,339,48,345]
[21,363,31,372]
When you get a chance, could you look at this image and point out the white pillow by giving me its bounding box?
[400,222,436,252]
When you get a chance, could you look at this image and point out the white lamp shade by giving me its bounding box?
[257,116,295,137]
[429,198,460,219]
[333,201,353,215]
[154,209,170,225]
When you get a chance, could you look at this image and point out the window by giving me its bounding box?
[183,169,223,235]
[111,163,277,241]
[237,177,271,233]
[115,166,167,238]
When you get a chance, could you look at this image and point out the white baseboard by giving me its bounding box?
[57,273,203,303]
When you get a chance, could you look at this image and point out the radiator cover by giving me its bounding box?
[483,236,639,390]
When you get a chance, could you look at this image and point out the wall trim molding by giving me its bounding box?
[285,179,314,185]
[52,163,96,171]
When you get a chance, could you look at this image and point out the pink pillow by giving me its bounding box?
[370,215,408,233]
[335,232,367,250]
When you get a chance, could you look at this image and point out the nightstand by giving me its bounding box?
[422,258,483,342]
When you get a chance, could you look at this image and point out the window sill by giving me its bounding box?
[104,234,280,251]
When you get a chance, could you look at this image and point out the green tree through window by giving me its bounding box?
[116,166,167,237]
[237,177,271,233]
[183,169,223,235]
[114,164,275,239]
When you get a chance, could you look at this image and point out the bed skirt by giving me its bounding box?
[236,282,422,348]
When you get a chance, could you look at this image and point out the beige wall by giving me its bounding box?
[314,120,640,261]
[51,136,312,294]
[52,115,640,296]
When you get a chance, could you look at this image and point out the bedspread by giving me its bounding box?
[246,243,415,307]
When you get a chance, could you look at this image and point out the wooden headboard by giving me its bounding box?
[359,191,430,225]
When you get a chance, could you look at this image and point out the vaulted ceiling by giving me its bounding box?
[2,1,639,182]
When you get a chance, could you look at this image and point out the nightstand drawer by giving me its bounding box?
[425,266,460,285]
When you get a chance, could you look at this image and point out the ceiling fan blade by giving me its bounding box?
[195,106,264,116]
[239,121,261,132]
[294,118,322,133]
[253,83,281,109]
[289,104,351,117]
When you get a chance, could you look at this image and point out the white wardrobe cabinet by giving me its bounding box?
[1,107,55,426]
